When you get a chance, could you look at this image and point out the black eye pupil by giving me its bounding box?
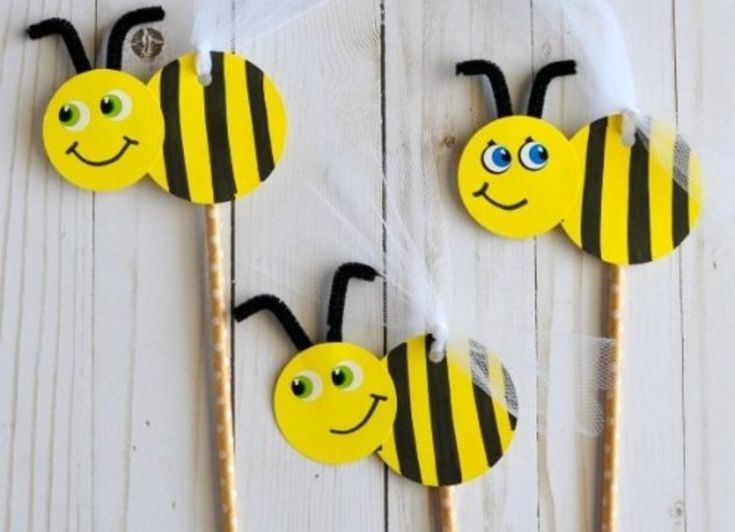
[100,97,113,114]
[59,106,72,122]
[331,369,346,385]
[500,149,511,163]
[538,147,548,160]
[291,378,305,396]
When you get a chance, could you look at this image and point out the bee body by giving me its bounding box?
[378,335,517,487]
[562,114,702,265]
[148,51,287,204]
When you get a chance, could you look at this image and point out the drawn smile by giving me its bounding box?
[66,136,139,167]
[473,183,528,211]
[329,394,387,435]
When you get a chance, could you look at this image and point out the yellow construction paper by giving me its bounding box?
[378,335,518,486]
[274,342,397,465]
[147,51,287,204]
[458,116,581,239]
[562,114,703,265]
[42,69,163,192]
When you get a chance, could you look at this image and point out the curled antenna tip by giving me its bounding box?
[557,59,577,75]
[26,17,92,73]
[455,59,514,117]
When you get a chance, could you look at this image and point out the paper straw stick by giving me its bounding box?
[205,204,239,532]
[438,486,457,532]
[601,264,624,532]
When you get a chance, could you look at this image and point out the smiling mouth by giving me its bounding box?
[473,183,528,211]
[66,136,139,167]
[329,394,387,435]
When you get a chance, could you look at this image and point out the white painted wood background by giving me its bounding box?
[1,0,733,530]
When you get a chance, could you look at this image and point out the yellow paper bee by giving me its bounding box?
[28,7,287,205]
[235,263,519,486]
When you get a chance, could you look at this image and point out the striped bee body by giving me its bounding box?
[562,114,702,265]
[378,335,518,487]
[148,51,287,205]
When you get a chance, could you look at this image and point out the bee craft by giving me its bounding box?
[235,265,518,485]
[456,60,580,239]
[28,9,166,192]
[378,335,518,487]
[561,115,702,265]
[28,7,287,204]
[234,263,397,465]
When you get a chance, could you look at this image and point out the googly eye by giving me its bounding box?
[58,101,90,131]
[482,143,513,174]
[331,361,363,391]
[100,90,132,121]
[519,139,549,171]
[291,371,322,401]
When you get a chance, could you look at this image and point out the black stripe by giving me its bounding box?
[204,52,237,202]
[672,137,691,247]
[386,342,421,483]
[159,60,190,200]
[628,130,652,263]
[470,342,504,468]
[245,61,275,180]
[425,336,462,485]
[580,118,607,258]
[503,367,518,431]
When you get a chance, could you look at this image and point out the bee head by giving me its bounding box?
[27,7,165,192]
[456,60,582,239]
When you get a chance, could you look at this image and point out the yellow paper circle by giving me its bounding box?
[378,335,518,487]
[561,115,703,265]
[42,69,164,192]
[458,116,581,239]
[274,342,397,465]
[147,51,288,204]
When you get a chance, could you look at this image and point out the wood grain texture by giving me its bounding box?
[0,0,732,531]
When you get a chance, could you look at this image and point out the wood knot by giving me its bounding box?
[441,135,456,148]
[131,27,164,59]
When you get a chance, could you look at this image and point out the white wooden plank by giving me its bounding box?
[232,0,386,530]
[90,1,218,530]
[0,2,97,531]
[675,0,735,530]
[532,1,685,530]
[603,2,686,530]
[531,6,608,527]
[383,1,539,530]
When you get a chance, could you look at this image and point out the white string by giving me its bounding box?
[196,48,212,86]
[621,108,640,147]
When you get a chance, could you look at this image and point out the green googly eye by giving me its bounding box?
[59,104,79,125]
[100,95,122,116]
[58,101,89,131]
[291,371,322,401]
[331,361,363,391]
[331,366,354,388]
[100,90,132,121]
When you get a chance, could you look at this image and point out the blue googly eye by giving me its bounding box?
[519,140,549,171]
[482,143,512,174]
